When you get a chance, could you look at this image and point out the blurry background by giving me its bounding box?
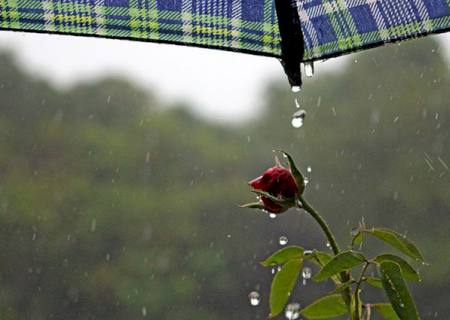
[0,31,449,319]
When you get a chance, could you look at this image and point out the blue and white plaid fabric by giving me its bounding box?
[297,0,450,61]
[0,0,449,61]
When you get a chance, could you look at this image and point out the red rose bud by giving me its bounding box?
[248,166,299,214]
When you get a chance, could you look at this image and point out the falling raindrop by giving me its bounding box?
[307,166,312,173]
[277,265,282,272]
[291,109,307,128]
[142,306,147,317]
[279,236,289,246]
[248,291,261,306]
[304,177,310,185]
[326,241,331,249]
[302,267,312,285]
[269,213,277,219]
[271,268,276,274]
[294,97,301,109]
[304,62,314,77]
[285,302,301,319]
[91,218,97,232]
[291,86,301,93]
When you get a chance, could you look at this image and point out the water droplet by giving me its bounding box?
[248,291,260,306]
[304,177,310,185]
[294,97,301,109]
[326,241,331,249]
[277,265,282,272]
[285,302,301,319]
[304,62,314,77]
[279,236,288,246]
[269,213,277,219]
[291,110,307,128]
[291,86,301,93]
[271,268,276,274]
[106,95,111,104]
[227,234,231,238]
[91,218,97,232]
[142,306,147,317]
[302,267,312,285]
[303,250,313,256]
[307,166,312,173]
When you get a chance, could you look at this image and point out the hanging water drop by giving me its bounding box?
[291,109,307,128]
[248,291,261,306]
[279,236,288,246]
[302,267,312,285]
[291,86,301,93]
[285,302,301,319]
[304,62,314,77]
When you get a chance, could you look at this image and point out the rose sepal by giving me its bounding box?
[279,150,306,196]
[251,190,297,208]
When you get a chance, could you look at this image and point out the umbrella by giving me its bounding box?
[0,0,449,88]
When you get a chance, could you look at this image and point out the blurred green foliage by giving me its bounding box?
[0,36,449,319]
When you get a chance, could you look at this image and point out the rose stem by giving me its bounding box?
[298,196,354,317]
[298,197,339,255]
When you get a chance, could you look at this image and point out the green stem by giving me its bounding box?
[354,262,370,320]
[298,197,340,255]
[298,197,354,317]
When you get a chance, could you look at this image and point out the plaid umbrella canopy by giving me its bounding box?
[0,0,449,86]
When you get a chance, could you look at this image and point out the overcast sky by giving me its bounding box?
[0,31,448,123]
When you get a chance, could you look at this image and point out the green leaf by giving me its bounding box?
[365,276,383,288]
[374,254,420,281]
[300,294,348,319]
[379,261,420,320]
[328,280,355,295]
[313,251,366,282]
[261,246,304,267]
[362,228,424,262]
[351,230,363,248]
[305,251,333,267]
[240,202,265,210]
[270,259,303,318]
[279,151,305,195]
[371,303,401,320]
